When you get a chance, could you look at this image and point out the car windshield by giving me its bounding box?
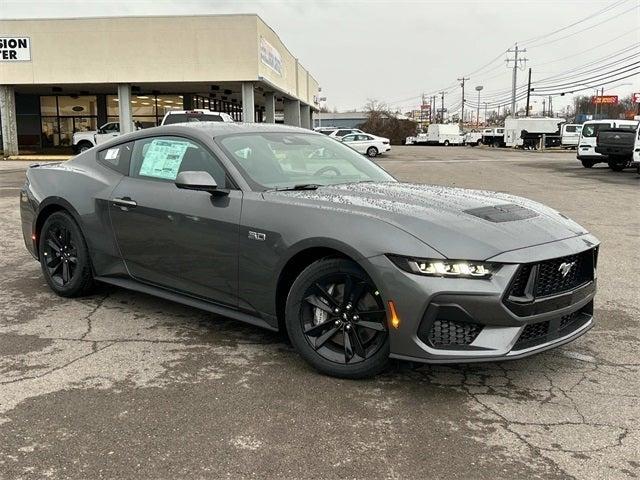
[218,132,396,190]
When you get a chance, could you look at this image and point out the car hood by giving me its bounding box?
[268,182,587,260]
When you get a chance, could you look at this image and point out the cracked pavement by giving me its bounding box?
[1,148,639,479]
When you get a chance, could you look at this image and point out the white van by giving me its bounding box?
[561,124,582,149]
[577,119,638,168]
[426,124,465,146]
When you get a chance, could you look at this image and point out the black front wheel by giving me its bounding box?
[39,211,95,297]
[366,146,378,158]
[285,258,389,378]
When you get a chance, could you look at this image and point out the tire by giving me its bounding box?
[608,160,626,172]
[476,139,482,147]
[366,146,378,158]
[76,141,93,153]
[443,140,450,146]
[285,258,390,379]
[39,211,95,297]
[581,160,594,168]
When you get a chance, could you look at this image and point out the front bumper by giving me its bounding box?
[364,234,599,364]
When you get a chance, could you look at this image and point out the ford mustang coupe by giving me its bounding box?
[20,123,599,378]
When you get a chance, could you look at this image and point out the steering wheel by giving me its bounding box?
[313,166,341,177]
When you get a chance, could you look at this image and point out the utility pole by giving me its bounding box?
[484,102,487,126]
[440,91,445,123]
[542,98,546,116]
[458,76,469,126]
[506,43,527,117]
[548,95,553,117]
[525,68,532,117]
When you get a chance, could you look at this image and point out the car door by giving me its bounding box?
[342,134,365,153]
[108,134,242,306]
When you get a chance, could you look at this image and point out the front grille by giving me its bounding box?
[427,319,482,348]
[535,252,593,297]
[505,248,596,313]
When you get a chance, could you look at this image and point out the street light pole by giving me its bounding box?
[475,86,483,128]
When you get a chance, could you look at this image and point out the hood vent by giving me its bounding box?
[464,203,538,223]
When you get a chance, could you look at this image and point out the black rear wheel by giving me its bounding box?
[581,159,594,168]
[285,258,389,378]
[39,211,95,297]
[608,159,627,172]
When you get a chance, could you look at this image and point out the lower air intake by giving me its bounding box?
[427,319,482,348]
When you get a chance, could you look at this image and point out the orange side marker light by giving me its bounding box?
[388,300,401,329]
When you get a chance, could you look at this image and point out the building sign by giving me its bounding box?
[591,95,618,105]
[633,93,640,104]
[0,37,31,61]
[260,37,282,76]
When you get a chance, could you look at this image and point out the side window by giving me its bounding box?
[342,135,355,142]
[336,130,350,137]
[97,142,133,175]
[130,136,227,188]
[565,126,577,133]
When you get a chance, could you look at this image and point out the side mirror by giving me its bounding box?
[175,171,229,196]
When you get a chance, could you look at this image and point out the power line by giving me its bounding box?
[525,3,639,49]
[518,0,631,45]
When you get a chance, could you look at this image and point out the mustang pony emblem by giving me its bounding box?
[558,261,577,278]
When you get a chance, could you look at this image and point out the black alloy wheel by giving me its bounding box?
[43,221,77,286]
[366,146,378,158]
[39,211,95,297]
[286,258,389,378]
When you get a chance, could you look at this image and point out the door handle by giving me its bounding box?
[112,197,137,208]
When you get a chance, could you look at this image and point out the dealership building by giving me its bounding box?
[0,14,320,155]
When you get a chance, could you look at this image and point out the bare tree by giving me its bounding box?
[360,98,417,145]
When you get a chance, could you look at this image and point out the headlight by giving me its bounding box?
[387,255,497,279]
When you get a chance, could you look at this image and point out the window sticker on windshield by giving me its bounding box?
[139,139,190,180]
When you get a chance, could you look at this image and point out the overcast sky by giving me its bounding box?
[1,0,639,116]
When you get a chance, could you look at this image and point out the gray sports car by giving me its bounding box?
[20,123,599,378]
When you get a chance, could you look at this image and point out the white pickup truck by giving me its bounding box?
[72,122,121,153]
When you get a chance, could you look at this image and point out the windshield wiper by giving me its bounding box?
[273,184,322,191]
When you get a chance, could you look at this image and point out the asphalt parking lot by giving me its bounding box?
[1,146,638,480]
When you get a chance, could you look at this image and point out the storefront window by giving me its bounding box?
[107,94,183,126]
[40,95,98,148]
[57,95,97,116]
[40,96,57,116]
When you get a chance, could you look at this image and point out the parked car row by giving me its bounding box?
[314,127,391,157]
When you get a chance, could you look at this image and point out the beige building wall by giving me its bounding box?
[0,14,319,106]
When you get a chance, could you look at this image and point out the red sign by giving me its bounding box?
[633,92,640,104]
[591,95,618,105]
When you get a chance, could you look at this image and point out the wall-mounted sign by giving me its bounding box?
[260,37,282,76]
[0,37,31,61]
[632,93,640,104]
[591,95,618,105]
